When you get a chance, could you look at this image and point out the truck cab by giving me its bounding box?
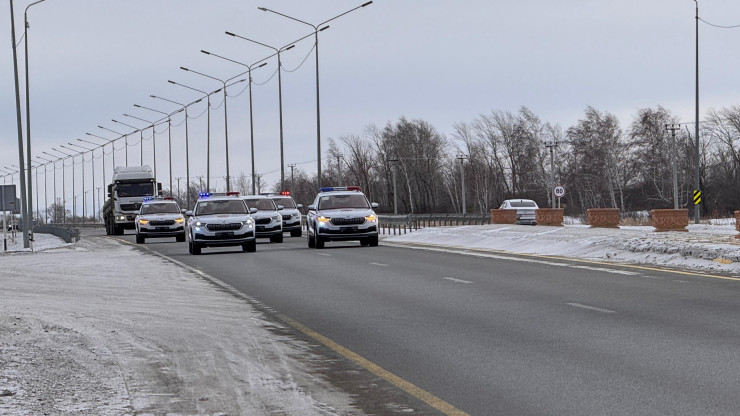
[104,166,161,235]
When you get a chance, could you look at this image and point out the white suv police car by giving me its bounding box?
[306,186,379,249]
[135,197,186,244]
[242,195,283,243]
[269,192,303,237]
[186,192,257,255]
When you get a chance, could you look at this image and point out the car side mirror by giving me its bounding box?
[185,210,193,216]
[250,207,258,214]
[181,209,187,214]
[277,205,284,211]
[307,204,316,211]
[371,202,379,209]
[296,204,303,209]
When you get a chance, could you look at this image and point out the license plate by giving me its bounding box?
[216,231,234,238]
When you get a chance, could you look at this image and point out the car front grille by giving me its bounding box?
[120,203,142,211]
[282,214,292,221]
[149,220,175,226]
[330,217,365,226]
[254,218,271,225]
[205,223,242,231]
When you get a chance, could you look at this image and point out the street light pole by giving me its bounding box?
[99,125,129,166]
[69,142,95,221]
[37,155,55,221]
[180,66,248,193]
[169,80,221,192]
[135,104,182,196]
[84,133,112,185]
[123,113,160,179]
[226,31,299,190]
[694,0,701,224]
[24,0,47,242]
[10,0,30,247]
[60,145,78,220]
[258,1,373,188]
[202,50,270,195]
[151,95,202,209]
[112,119,142,165]
[50,147,74,222]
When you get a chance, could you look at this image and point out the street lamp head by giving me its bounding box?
[361,1,373,7]
[285,44,295,51]
[150,94,157,99]
[257,7,268,11]
[319,25,330,32]
[258,62,268,68]
[225,31,235,37]
[201,50,211,55]
[180,66,189,71]
[134,104,142,108]
[168,80,176,85]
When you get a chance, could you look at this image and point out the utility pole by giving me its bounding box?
[336,154,343,186]
[175,177,182,206]
[544,140,558,209]
[288,163,296,192]
[456,153,467,214]
[665,124,681,210]
[389,157,398,215]
[694,0,701,224]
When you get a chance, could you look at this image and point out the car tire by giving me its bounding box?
[136,234,145,244]
[192,242,201,255]
[315,232,324,249]
[271,233,283,243]
[243,240,256,253]
[176,233,186,242]
[291,229,302,237]
[369,235,379,247]
[307,232,315,248]
[360,239,369,247]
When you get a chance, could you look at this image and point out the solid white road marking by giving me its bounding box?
[566,302,616,314]
[443,277,474,284]
[317,253,331,257]
[369,262,389,267]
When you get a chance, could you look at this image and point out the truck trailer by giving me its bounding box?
[103,166,161,235]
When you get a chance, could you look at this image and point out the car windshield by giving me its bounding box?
[244,199,277,211]
[272,197,296,209]
[509,200,537,208]
[195,199,247,216]
[141,202,180,214]
[319,194,369,210]
[117,182,154,197]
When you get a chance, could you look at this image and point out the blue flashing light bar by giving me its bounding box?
[320,186,361,192]
[199,192,211,198]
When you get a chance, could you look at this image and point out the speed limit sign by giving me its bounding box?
[553,185,566,198]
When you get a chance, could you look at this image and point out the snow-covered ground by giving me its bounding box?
[384,222,740,275]
[0,234,363,415]
[2,222,740,415]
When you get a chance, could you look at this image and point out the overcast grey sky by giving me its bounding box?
[2,1,739,206]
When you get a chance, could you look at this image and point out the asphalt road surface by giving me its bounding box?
[114,231,740,415]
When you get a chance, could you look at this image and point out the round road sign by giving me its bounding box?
[553,185,566,198]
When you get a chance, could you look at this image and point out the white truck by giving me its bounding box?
[103,166,161,235]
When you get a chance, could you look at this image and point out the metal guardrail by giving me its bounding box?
[378,213,490,235]
[34,225,80,243]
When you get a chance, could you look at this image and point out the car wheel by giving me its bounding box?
[176,233,186,242]
[291,229,302,237]
[307,232,315,248]
[243,240,256,253]
[136,234,145,244]
[270,233,283,243]
[315,232,324,249]
[369,235,379,247]
[192,242,202,255]
[360,239,369,247]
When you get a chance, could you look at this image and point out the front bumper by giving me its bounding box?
[138,225,185,238]
[317,225,377,241]
[255,224,282,238]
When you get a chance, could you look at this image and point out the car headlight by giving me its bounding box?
[365,214,378,222]
[138,219,149,225]
[317,216,331,223]
[272,215,281,221]
[291,213,300,218]
[117,215,126,221]
[195,221,203,227]
[242,219,254,227]
[175,217,185,224]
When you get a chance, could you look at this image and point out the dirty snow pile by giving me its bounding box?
[385,223,740,274]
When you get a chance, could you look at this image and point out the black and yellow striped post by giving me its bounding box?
[693,190,702,205]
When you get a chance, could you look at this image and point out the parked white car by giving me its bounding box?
[499,199,539,225]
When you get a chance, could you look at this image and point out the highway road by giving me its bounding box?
[114,232,740,415]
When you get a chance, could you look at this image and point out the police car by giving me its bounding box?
[186,192,257,255]
[269,191,303,237]
[134,197,186,244]
[306,186,379,249]
[241,195,283,243]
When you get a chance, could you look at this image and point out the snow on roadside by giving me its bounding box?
[385,223,740,274]
[0,237,362,415]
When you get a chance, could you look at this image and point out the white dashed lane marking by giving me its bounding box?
[567,302,616,314]
[443,277,474,284]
